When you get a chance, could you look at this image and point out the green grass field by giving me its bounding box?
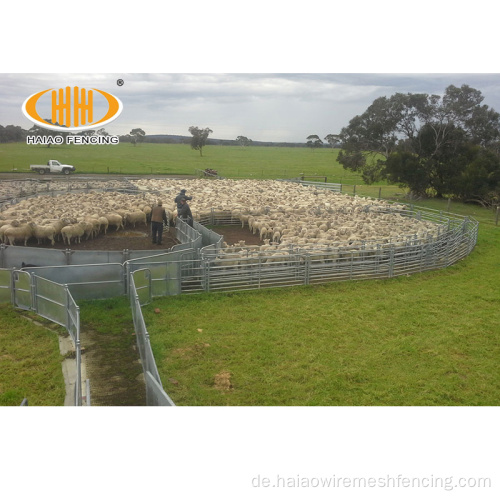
[140,211,499,406]
[0,305,65,406]
[0,142,366,183]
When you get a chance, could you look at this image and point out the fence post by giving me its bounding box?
[75,337,82,406]
[64,249,73,265]
[388,246,395,278]
[304,254,311,285]
[30,274,37,312]
[496,206,499,226]
[202,260,210,292]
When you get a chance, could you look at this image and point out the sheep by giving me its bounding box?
[0,224,10,243]
[105,213,124,231]
[4,224,34,246]
[29,222,57,246]
[141,205,152,220]
[263,250,291,265]
[124,210,147,228]
[61,222,86,245]
[1,178,440,253]
[76,219,95,240]
[97,216,109,234]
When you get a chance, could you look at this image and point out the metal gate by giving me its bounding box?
[12,270,32,310]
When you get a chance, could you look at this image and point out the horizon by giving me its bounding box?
[3,74,500,144]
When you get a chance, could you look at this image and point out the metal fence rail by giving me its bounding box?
[22,263,126,301]
[277,178,342,192]
[129,270,175,406]
[2,270,84,405]
[194,211,478,293]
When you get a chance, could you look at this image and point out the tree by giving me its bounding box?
[336,94,409,182]
[306,134,323,150]
[129,128,145,146]
[337,84,500,199]
[0,125,27,143]
[236,135,252,147]
[189,126,213,156]
[324,134,340,150]
[28,120,69,147]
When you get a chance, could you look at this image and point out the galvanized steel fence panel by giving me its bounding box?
[0,243,172,269]
[126,249,189,297]
[132,268,152,306]
[0,269,12,303]
[22,263,125,301]
[130,270,175,406]
[277,178,342,192]
[6,270,83,405]
[144,372,176,406]
[0,245,68,269]
[12,271,32,310]
[33,275,68,328]
[195,214,478,293]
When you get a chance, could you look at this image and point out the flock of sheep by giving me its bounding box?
[0,190,151,246]
[0,178,442,256]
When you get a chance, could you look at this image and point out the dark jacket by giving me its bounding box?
[175,192,192,209]
[177,202,193,225]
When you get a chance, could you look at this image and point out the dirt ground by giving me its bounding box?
[21,224,263,251]
[82,327,147,406]
[204,225,263,246]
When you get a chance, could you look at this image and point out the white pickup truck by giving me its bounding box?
[30,160,76,175]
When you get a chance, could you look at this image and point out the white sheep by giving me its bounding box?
[29,222,57,246]
[105,213,124,231]
[98,216,109,234]
[61,222,86,245]
[124,211,147,228]
[4,224,34,246]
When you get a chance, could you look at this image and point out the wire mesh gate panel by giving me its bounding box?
[0,269,12,303]
[127,250,185,297]
[12,271,32,310]
[129,270,175,406]
[34,275,68,329]
[8,270,83,405]
[22,263,126,301]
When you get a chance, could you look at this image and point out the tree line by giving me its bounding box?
[335,84,500,207]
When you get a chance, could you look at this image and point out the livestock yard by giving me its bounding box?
[1,175,498,406]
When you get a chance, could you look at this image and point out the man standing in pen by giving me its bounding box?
[175,189,192,210]
[177,197,194,227]
[151,200,168,245]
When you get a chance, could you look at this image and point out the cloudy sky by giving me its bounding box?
[4,1,499,144]
[3,73,500,143]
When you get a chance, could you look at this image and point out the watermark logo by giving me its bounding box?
[22,86,123,132]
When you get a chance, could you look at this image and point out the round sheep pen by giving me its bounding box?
[0,177,478,292]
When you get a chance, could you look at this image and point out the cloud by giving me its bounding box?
[2,73,500,142]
